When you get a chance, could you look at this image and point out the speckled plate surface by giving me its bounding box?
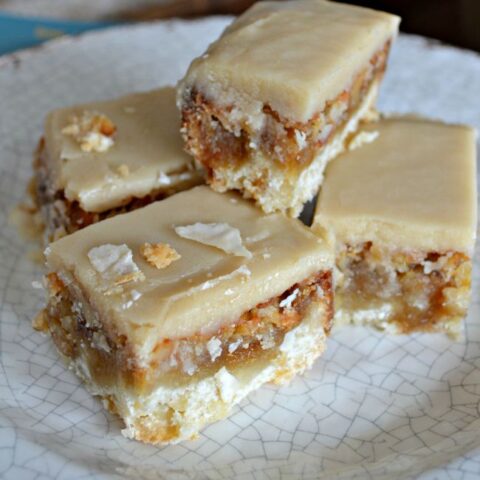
[1,18,480,480]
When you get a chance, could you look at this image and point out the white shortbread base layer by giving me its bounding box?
[66,302,327,444]
[208,80,379,217]
[335,302,462,337]
[335,304,400,335]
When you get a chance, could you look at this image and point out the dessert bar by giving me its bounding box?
[313,117,477,335]
[37,186,334,444]
[178,0,400,216]
[33,87,202,241]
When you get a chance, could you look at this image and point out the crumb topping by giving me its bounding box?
[117,164,130,177]
[62,110,116,153]
[113,271,145,286]
[140,242,181,269]
[174,222,252,258]
[32,309,48,332]
[46,272,65,296]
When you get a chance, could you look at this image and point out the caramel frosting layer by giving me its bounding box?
[44,87,200,212]
[178,0,399,123]
[314,117,477,253]
[46,186,333,359]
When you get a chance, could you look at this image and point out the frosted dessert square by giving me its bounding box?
[33,87,202,241]
[177,0,400,216]
[313,118,477,335]
[36,186,334,444]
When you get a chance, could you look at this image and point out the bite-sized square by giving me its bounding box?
[33,87,202,241]
[37,186,333,444]
[177,0,400,216]
[313,117,477,335]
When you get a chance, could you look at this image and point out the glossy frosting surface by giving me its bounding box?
[179,0,399,122]
[47,187,332,353]
[44,87,199,212]
[314,117,477,253]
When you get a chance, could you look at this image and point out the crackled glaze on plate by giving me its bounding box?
[0,18,479,480]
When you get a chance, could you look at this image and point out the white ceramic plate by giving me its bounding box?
[0,18,479,480]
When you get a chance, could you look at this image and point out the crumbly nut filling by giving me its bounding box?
[180,41,391,180]
[42,270,332,392]
[62,110,116,153]
[336,242,472,333]
[32,138,200,241]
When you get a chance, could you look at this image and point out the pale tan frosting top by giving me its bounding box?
[314,118,477,253]
[46,186,333,358]
[44,87,200,213]
[178,0,399,123]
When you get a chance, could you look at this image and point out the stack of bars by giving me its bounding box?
[27,0,476,445]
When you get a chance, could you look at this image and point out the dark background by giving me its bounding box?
[337,0,480,52]
[124,0,480,52]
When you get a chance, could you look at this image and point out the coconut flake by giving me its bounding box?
[294,130,307,150]
[279,288,299,309]
[88,244,143,284]
[215,367,239,404]
[157,171,172,185]
[174,222,251,258]
[228,339,242,353]
[206,337,222,362]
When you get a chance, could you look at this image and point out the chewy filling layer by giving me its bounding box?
[41,270,333,393]
[336,242,472,333]
[32,139,200,240]
[180,41,391,180]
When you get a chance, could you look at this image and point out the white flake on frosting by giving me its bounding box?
[120,289,143,310]
[88,244,142,281]
[174,222,252,258]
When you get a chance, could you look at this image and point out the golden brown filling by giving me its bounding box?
[40,270,332,393]
[337,242,471,333]
[32,139,200,240]
[180,41,391,181]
